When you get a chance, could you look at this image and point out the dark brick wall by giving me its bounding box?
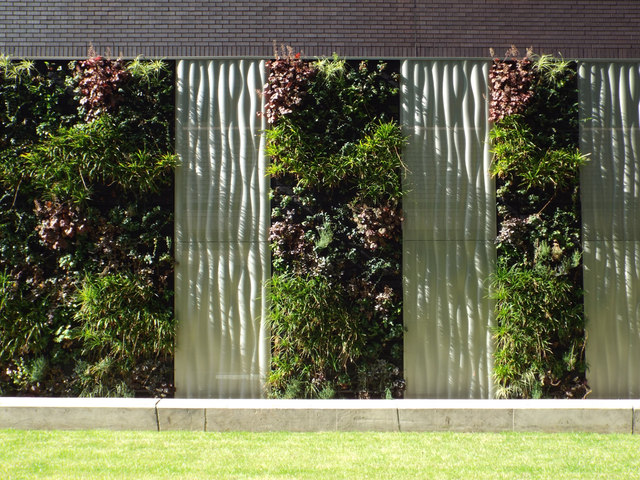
[1,1,639,59]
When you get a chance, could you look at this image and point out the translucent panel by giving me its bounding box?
[401,59,495,399]
[174,60,269,398]
[580,61,640,398]
[174,241,270,398]
[175,59,269,244]
[403,240,495,399]
[583,240,640,398]
[580,62,640,242]
[402,59,494,242]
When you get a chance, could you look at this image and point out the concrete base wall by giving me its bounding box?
[0,398,638,433]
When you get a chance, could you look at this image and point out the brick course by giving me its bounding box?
[1,1,639,58]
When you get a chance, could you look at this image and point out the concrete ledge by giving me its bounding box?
[1,398,639,433]
[510,399,634,433]
[0,397,159,431]
[635,402,640,434]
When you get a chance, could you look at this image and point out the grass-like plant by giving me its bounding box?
[22,115,178,203]
[2,430,640,479]
[490,115,587,193]
[73,272,174,396]
[491,260,585,399]
[267,273,365,398]
[0,54,34,80]
[532,53,573,88]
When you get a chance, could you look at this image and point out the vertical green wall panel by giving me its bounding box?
[580,61,640,398]
[401,60,495,398]
[174,60,269,398]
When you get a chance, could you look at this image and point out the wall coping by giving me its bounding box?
[1,398,638,433]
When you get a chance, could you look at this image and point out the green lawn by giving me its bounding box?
[1,430,638,479]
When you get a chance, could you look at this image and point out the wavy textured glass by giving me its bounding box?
[174,60,269,398]
[580,61,640,398]
[401,60,495,398]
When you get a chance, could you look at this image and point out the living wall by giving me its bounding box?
[489,50,589,398]
[262,52,406,398]
[0,55,176,396]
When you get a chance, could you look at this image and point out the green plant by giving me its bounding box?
[531,53,573,88]
[489,52,587,399]
[491,262,585,398]
[0,54,34,80]
[22,114,178,203]
[267,119,406,204]
[3,431,640,479]
[126,56,169,83]
[73,272,174,396]
[490,115,587,193]
[0,55,175,396]
[264,54,404,398]
[268,273,365,398]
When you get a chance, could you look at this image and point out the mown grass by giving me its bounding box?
[1,430,638,479]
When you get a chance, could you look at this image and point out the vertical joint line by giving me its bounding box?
[154,399,162,431]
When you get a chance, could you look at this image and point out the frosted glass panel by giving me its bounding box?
[175,60,269,244]
[403,240,495,398]
[580,61,640,398]
[403,59,494,242]
[174,241,269,398]
[174,59,269,398]
[401,59,495,398]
